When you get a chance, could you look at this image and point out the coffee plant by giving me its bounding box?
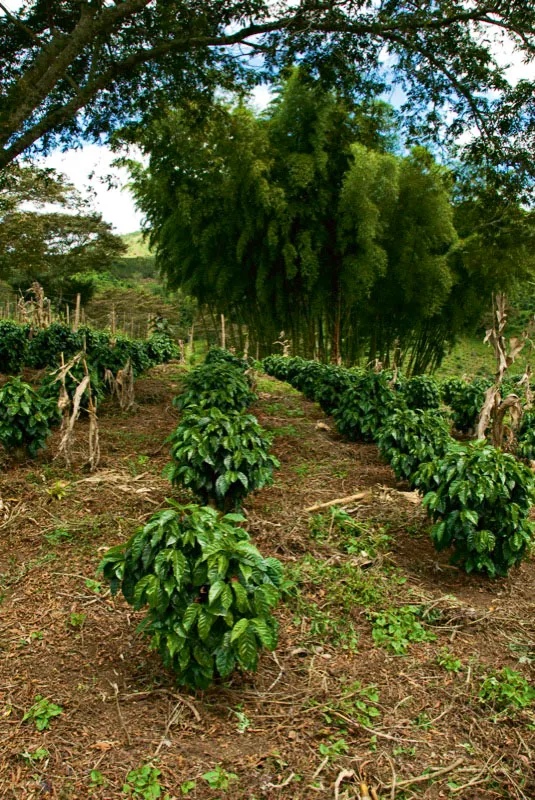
[402,375,441,410]
[440,377,466,406]
[0,320,29,373]
[516,410,535,460]
[175,363,257,412]
[376,408,452,487]
[26,322,84,369]
[205,347,248,371]
[333,371,397,442]
[447,378,491,433]
[313,367,360,415]
[0,377,55,457]
[416,441,535,576]
[99,503,283,689]
[166,407,279,510]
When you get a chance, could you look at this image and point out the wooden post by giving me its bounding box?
[73,293,81,331]
[221,313,226,350]
[188,323,195,359]
[66,304,70,326]
[111,307,116,335]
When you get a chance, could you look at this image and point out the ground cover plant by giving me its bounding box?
[99,503,283,689]
[166,406,279,510]
[416,441,535,576]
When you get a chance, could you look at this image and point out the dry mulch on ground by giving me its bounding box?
[0,367,534,799]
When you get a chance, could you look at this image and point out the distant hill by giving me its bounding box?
[122,231,153,258]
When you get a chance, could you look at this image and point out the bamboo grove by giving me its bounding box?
[127,71,535,372]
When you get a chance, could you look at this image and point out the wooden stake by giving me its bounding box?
[73,293,81,331]
[221,313,226,349]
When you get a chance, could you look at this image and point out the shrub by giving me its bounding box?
[447,378,491,433]
[0,320,29,374]
[166,407,279,510]
[205,347,248,371]
[313,367,359,415]
[175,363,257,412]
[26,323,84,369]
[416,441,535,576]
[402,375,441,410]
[333,371,397,441]
[0,377,54,457]
[376,408,452,487]
[516,410,535,460]
[145,332,180,365]
[99,503,283,689]
[440,377,466,406]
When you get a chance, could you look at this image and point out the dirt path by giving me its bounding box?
[0,366,533,799]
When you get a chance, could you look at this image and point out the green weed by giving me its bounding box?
[478,667,535,712]
[368,606,436,655]
[202,765,239,790]
[23,695,63,731]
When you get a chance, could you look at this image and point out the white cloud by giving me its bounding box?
[38,144,144,235]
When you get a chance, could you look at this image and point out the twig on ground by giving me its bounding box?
[381,758,465,791]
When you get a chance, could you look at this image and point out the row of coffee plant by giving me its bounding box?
[0,324,179,459]
[99,348,284,689]
[0,319,178,377]
[263,356,535,578]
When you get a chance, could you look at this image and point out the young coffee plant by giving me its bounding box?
[313,367,360,415]
[376,408,453,488]
[205,347,248,371]
[175,363,256,412]
[416,441,535,576]
[333,371,397,442]
[516,410,535,460]
[99,503,283,689]
[0,320,29,374]
[402,375,441,410]
[0,377,55,457]
[440,377,466,406]
[166,407,279,510]
[447,378,491,433]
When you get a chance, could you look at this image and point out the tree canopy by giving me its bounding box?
[0,164,126,305]
[126,71,535,370]
[1,1,535,192]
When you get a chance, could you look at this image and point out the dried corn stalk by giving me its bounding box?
[104,359,135,410]
[477,294,528,446]
[274,332,291,357]
[54,353,100,470]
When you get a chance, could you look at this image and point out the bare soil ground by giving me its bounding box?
[0,366,534,799]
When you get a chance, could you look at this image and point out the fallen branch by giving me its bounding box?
[304,491,371,513]
[381,758,465,791]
